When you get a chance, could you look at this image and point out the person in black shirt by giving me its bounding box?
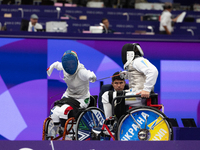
[98,71,129,111]
[101,18,115,34]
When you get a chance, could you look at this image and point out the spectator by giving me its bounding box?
[28,14,43,32]
[101,18,115,34]
[159,3,180,35]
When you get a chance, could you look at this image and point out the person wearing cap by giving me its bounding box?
[46,50,96,139]
[28,14,43,32]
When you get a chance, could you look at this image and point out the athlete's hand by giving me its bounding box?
[136,90,150,98]
[89,73,96,83]
[119,71,128,79]
[46,65,54,76]
[89,76,96,83]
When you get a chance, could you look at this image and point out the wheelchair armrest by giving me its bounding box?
[89,95,98,107]
[111,93,161,116]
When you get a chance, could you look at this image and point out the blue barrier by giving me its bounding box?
[0,31,199,42]
[1,16,199,35]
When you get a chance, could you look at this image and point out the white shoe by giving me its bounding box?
[65,135,73,141]
[49,125,59,138]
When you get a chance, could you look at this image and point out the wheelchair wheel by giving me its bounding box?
[116,106,173,141]
[42,117,54,140]
[75,107,106,141]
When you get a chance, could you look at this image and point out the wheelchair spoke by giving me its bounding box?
[130,114,141,129]
[149,118,164,130]
[97,117,102,127]
[144,116,148,129]
[91,111,97,127]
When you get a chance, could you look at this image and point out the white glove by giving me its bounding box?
[119,70,128,79]
[89,73,96,83]
[89,76,96,83]
[47,65,54,77]
[47,61,63,77]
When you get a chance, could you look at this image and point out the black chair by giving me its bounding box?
[20,19,29,31]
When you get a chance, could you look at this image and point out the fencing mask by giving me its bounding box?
[121,43,144,70]
[62,50,78,75]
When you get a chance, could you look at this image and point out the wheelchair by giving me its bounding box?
[92,93,173,141]
[42,93,173,141]
[42,95,106,141]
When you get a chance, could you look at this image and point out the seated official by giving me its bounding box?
[98,72,129,112]
[28,14,43,32]
[21,14,43,32]
[101,18,115,34]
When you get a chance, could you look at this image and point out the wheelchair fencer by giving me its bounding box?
[44,50,104,141]
[43,93,173,141]
[42,95,106,141]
